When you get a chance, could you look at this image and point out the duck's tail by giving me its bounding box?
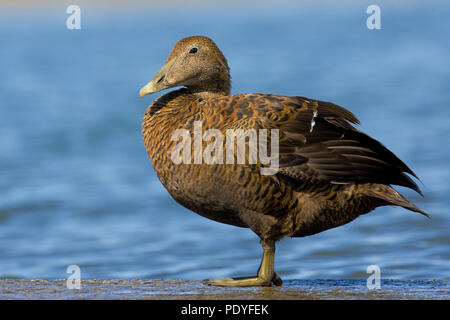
[361,184,430,218]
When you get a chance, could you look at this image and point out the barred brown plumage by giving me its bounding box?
[140,36,428,287]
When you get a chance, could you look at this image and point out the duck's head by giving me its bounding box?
[140,36,231,97]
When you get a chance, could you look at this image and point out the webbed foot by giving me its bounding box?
[205,240,282,287]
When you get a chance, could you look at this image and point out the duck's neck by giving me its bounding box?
[189,89,229,100]
[187,71,231,99]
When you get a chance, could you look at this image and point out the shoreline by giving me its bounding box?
[0,279,448,300]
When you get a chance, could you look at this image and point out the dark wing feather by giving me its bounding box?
[293,118,421,194]
[250,95,422,195]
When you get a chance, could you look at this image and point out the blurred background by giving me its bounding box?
[0,0,448,281]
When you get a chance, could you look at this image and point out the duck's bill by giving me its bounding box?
[139,58,177,97]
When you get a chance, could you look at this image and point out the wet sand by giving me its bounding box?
[0,279,448,300]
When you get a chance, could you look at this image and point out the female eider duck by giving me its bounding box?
[140,36,428,286]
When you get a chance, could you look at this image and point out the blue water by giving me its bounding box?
[0,1,449,281]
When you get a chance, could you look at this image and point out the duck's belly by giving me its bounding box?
[152,161,291,229]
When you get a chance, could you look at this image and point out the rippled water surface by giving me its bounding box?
[0,1,449,281]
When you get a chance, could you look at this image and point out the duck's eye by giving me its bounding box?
[189,47,198,54]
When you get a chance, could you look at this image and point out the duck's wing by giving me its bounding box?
[216,94,422,195]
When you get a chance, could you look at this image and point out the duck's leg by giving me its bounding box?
[206,239,282,287]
